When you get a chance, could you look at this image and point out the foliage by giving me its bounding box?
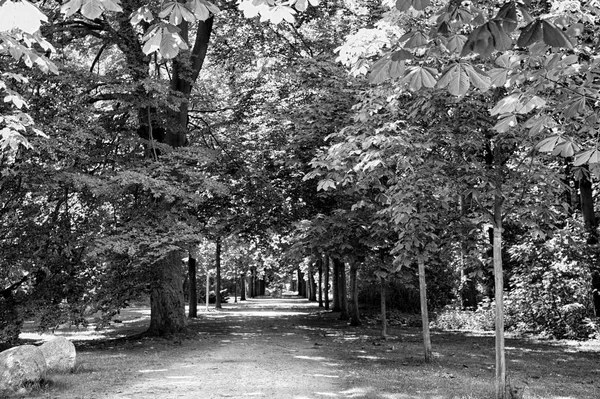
[505,220,599,339]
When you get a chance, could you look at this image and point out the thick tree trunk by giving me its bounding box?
[188,255,197,318]
[324,256,330,310]
[417,256,432,362]
[215,237,222,309]
[148,250,187,336]
[349,261,361,326]
[258,277,266,296]
[167,18,214,146]
[332,258,340,312]
[335,259,349,320]
[380,275,387,339]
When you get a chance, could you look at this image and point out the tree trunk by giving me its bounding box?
[493,190,506,399]
[332,257,340,312]
[188,255,197,318]
[580,174,597,243]
[249,268,255,298]
[240,272,246,301]
[417,256,432,362]
[298,269,306,297]
[308,266,317,301]
[349,261,361,326]
[167,18,213,146]
[380,275,387,339]
[336,259,349,320]
[258,276,266,296]
[324,256,330,310]
[215,237,222,309]
[148,250,187,336]
[318,258,323,308]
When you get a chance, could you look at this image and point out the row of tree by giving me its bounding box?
[2,1,600,398]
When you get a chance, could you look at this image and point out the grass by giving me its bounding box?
[8,301,600,399]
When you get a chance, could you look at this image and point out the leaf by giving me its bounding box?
[515,95,546,114]
[463,64,490,91]
[490,94,520,115]
[131,5,154,25]
[437,64,470,97]
[391,49,413,61]
[566,23,584,37]
[396,0,430,11]
[564,96,586,118]
[369,55,405,84]
[488,68,508,87]
[403,31,428,48]
[524,114,550,136]
[574,149,600,166]
[493,114,517,133]
[60,0,83,18]
[446,34,467,53]
[536,135,563,152]
[101,0,121,13]
[317,179,336,191]
[159,2,176,18]
[295,0,307,11]
[142,28,162,55]
[552,140,580,157]
[269,5,296,24]
[3,94,27,109]
[160,28,189,58]
[517,19,542,47]
[495,1,518,32]
[541,20,573,49]
[80,0,105,19]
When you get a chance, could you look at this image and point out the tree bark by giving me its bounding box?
[215,237,222,309]
[167,18,214,146]
[249,268,255,298]
[240,272,246,301]
[349,261,361,326]
[298,269,306,297]
[148,250,187,336]
[318,258,323,308]
[380,275,387,339]
[580,174,597,243]
[493,190,506,399]
[417,256,432,362]
[332,257,340,312]
[188,255,197,318]
[323,256,330,310]
[335,259,349,320]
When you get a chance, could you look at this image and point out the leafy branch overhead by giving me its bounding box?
[353,0,600,168]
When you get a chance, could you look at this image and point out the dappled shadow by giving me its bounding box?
[20,298,600,399]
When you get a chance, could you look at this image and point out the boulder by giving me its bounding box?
[0,345,47,394]
[40,336,76,373]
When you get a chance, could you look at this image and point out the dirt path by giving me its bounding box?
[104,299,351,399]
[24,298,600,398]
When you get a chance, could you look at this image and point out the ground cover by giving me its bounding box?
[16,298,600,399]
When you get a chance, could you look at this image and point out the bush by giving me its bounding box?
[504,222,599,339]
[431,300,495,331]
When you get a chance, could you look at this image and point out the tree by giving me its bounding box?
[331,0,599,396]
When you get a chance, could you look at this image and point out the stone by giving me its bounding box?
[39,336,76,373]
[0,345,47,394]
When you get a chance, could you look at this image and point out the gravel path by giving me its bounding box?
[108,299,351,399]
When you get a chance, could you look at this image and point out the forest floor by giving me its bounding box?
[17,298,600,399]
